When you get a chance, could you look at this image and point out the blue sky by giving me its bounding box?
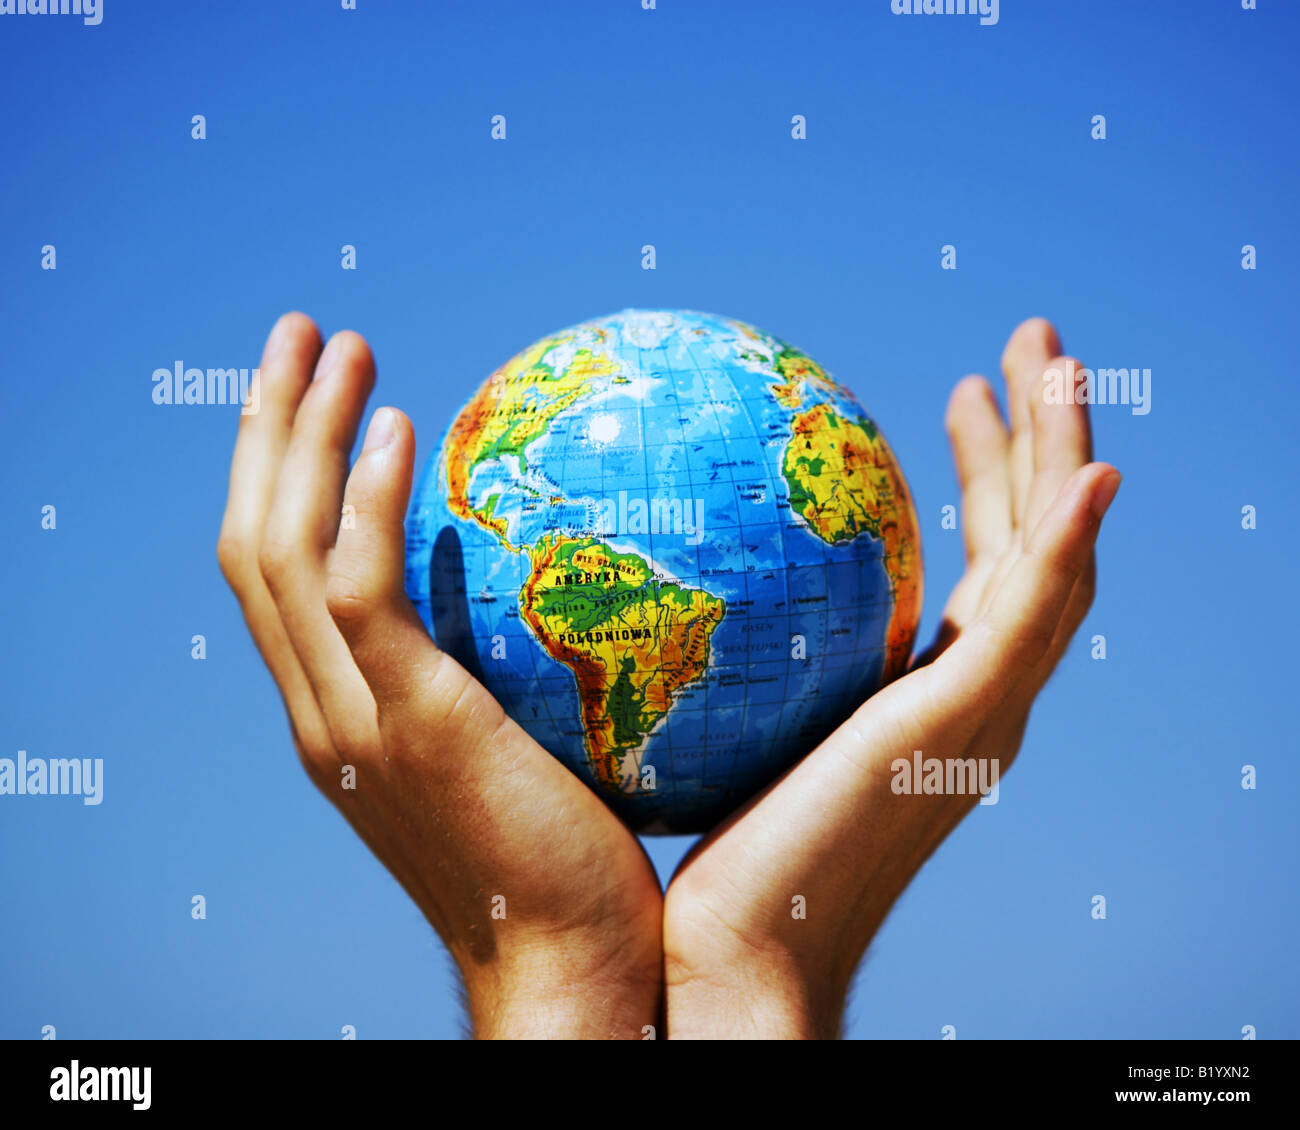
[1,0,1296,1039]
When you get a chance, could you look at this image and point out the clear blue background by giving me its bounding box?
[1,0,1295,1039]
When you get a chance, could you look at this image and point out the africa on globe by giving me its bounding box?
[405,310,922,834]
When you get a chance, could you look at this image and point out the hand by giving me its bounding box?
[217,314,663,1038]
[661,318,1121,1038]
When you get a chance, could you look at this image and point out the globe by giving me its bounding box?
[405,309,922,834]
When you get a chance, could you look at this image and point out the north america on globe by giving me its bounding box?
[405,309,922,834]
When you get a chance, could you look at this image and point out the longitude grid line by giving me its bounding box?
[637,336,682,820]
[698,330,780,804]
[716,337,810,786]
[670,329,719,812]
[519,341,597,789]
[575,335,648,802]
[608,337,658,821]
[797,385,852,709]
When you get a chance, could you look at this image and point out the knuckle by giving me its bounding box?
[257,536,295,589]
[287,720,337,775]
[324,572,380,626]
[331,730,384,767]
[425,655,503,738]
[216,533,252,586]
[295,740,335,776]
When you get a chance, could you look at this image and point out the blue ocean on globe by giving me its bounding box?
[405,309,922,834]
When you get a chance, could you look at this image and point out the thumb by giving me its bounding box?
[325,407,440,710]
[932,462,1120,732]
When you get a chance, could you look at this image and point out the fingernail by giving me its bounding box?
[363,408,396,452]
[1090,470,1122,518]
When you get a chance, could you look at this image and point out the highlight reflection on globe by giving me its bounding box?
[405,309,922,834]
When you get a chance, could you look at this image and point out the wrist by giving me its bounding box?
[460,934,662,1039]
[664,948,849,1039]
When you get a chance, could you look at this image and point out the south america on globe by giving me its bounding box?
[405,309,922,834]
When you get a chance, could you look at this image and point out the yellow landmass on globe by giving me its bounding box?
[519,535,726,792]
[726,319,842,409]
[443,338,616,544]
[769,348,841,409]
[783,402,921,683]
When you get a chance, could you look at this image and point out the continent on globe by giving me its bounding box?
[782,402,921,683]
[520,534,726,793]
[443,335,618,547]
[405,308,922,834]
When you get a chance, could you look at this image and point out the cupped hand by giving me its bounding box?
[661,318,1121,1038]
[217,314,663,1038]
